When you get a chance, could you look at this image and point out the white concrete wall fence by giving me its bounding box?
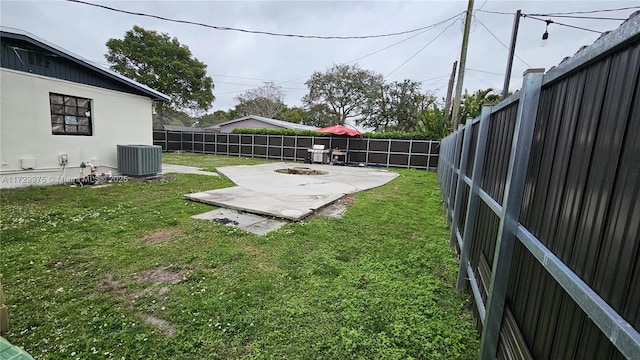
[0,68,154,188]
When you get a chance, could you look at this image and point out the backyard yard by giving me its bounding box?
[0,154,478,359]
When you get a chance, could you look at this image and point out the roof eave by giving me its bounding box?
[0,27,171,101]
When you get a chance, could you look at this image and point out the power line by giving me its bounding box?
[477,0,489,12]
[523,15,604,34]
[216,12,464,92]
[466,68,504,76]
[345,12,464,64]
[280,13,463,85]
[420,73,451,82]
[66,0,456,40]
[385,15,460,78]
[477,6,640,16]
[466,71,499,90]
[211,74,300,83]
[476,9,515,15]
[474,16,532,67]
[529,6,640,16]
[214,80,305,90]
[527,14,627,21]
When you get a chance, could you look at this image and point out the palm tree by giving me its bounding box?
[458,88,502,123]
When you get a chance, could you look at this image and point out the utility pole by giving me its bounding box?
[450,0,474,131]
[443,61,458,127]
[502,10,521,99]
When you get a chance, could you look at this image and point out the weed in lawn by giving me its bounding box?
[1,156,478,359]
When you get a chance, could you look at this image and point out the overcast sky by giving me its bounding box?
[1,0,638,114]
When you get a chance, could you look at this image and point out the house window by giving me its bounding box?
[50,93,92,136]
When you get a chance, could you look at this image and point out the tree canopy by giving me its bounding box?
[360,79,429,132]
[233,82,285,118]
[303,64,383,125]
[457,88,502,122]
[105,25,215,126]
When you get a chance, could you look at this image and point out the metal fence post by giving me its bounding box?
[449,119,473,247]
[457,106,493,289]
[479,69,544,360]
[164,130,168,151]
[366,138,370,165]
[447,126,464,225]
[386,138,392,167]
[427,140,433,171]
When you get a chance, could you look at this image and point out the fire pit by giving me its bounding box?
[275,167,328,175]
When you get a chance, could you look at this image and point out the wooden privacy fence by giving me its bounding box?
[152,131,440,170]
[438,15,639,360]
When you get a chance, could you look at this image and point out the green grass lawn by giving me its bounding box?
[0,154,478,359]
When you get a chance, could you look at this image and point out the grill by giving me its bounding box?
[307,144,330,163]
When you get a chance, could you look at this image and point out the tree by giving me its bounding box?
[233,82,285,118]
[416,98,449,139]
[196,110,230,128]
[156,107,194,128]
[105,25,214,126]
[359,79,427,132]
[276,106,309,124]
[303,64,383,125]
[303,104,334,127]
[457,88,501,123]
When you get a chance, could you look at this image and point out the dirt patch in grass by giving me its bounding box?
[99,274,129,298]
[137,267,188,284]
[138,313,176,337]
[99,267,187,337]
[139,229,184,245]
[316,194,356,218]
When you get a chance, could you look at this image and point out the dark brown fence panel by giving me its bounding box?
[480,102,518,203]
[428,142,439,169]
[268,146,281,159]
[268,135,282,146]
[390,140,409,153]
[464,123,479,176]
[254,145,267,157]
[409,154,428,168]
[367,152,388,165]
[439,17,640,360]
[388,153,408,167]
[153,131,441,170]
[469,200,500,276]
[507,242,626,360]
[332,137,348,150]
[457,184,470,235]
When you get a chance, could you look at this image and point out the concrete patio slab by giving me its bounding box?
[192,208,285,235]
[184,162,398,221]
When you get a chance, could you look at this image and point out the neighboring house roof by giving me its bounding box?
[162,125,205,132]
[0,26,170,101]
[206,115,318,131]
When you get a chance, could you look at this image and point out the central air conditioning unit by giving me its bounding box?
[117,145,162,176]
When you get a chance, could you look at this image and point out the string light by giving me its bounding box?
[541,20,553,47]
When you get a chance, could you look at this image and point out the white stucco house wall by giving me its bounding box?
[206,115,318,133]
[0,27,170,188]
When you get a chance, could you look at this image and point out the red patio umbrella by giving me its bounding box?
[315,125,362,136]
